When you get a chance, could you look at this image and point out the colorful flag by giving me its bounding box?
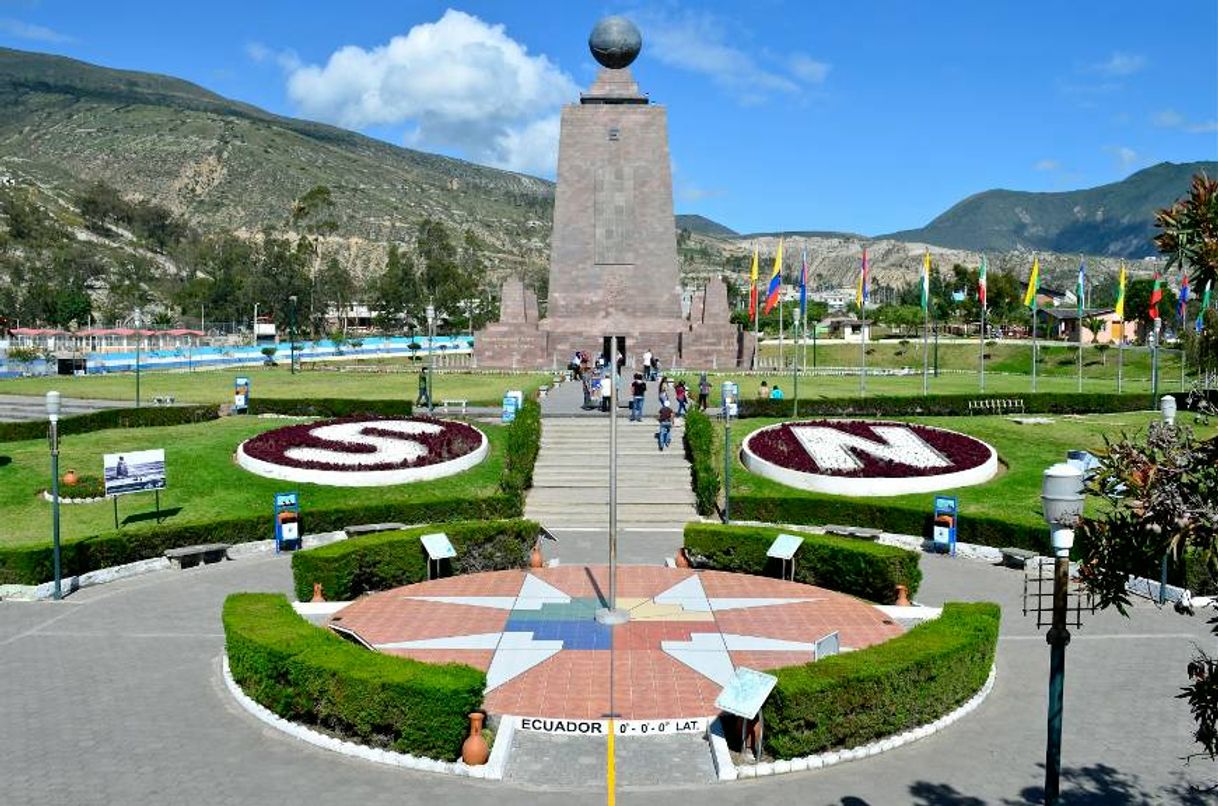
[1023,256,1040,308]
[799,244,808,318]
[748,244,759,321]
[1076,258,1086,317]
[1149,272,1163,320]
[921,249,931,312]
[763,238,783,314]
[1197,280,1213,333]
[1177,273,1190,321]
[856,247,870,308]
[1114,263,1127,319]
[978,255,988,309]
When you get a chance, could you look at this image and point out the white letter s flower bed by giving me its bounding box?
[236,417,488,487]
[741,420,998,497]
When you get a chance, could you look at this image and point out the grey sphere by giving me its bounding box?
[589,16,642,69]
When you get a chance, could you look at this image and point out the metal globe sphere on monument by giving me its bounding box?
[588,15,642,69]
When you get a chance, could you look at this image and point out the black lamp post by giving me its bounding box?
[134,308,142,408]
[1040,462,1085,805]
[289,295,298,375]
[426,302,435,413]
[46,391,63,600]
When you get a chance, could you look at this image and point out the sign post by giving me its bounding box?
[274,492,301,553]
[501,392,520,423]
[104,448,167,528]
[715,667,778,762]
[234,376,250,414]
[721,381,738,524]
[932,495,958,556]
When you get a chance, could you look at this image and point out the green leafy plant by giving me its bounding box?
[683,408,721,515]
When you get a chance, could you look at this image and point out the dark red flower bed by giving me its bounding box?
[241,416,484,472]
[744,420,993,479]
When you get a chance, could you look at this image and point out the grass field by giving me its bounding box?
[0,415,507,547]
[0,364,551,406]
[716,412,1217,530]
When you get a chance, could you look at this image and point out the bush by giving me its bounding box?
[683,409,720,516]
[0,404,218,443]
[223,593,484,760]
[728,494,1048,553]
[291,519,539,601]
[739,392,1151,419]
[763,602,1000,759]
[248,398,413,417]
[500,399,541,503]
[683,523,921,603]
[0,494,522,585]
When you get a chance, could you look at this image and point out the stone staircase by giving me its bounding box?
[525,418,698,530]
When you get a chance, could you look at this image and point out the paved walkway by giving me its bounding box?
[2,554,1213,802]
[0,393,138,422]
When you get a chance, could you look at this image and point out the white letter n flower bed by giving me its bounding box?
[741,420,998,497]
[236,417,488,486]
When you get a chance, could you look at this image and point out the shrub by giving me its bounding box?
[500,399,541,502]
[738,393,1151,419]
[683,409,720,515]
[248,398,413,418]
[763,602,1000,759]
[223,593,484,760]
[0,404,218,443]
[291,519,539,601]
[727,494,1048,553]
[683,523,921,603]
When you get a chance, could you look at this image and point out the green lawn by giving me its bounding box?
[717,412,1217,530]
[0,364,551,406]
[0,415,507,547]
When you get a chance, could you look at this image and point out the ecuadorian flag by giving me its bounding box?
[763,238,784,314]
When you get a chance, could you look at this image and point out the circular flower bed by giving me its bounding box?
[236,416,488,487]
[741,419,998,497]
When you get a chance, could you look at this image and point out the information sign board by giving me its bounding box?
[715,667,777,719]
[234,376,250,413]
[103,448,166,497]
[933,495,958,556]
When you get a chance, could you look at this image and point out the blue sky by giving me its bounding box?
[1,1,1215,235]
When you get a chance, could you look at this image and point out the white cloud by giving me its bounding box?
[1034,159,1060,172]
[1153,108,1218,134]
[279,10,577,175]
[246,41,301,72]
[1091,51,1146,77]
[1186,120,1218,134]
[0,17,73,43]
[1153,108,1184,128]
[1104,145,1140,171]
[635,7,826,103]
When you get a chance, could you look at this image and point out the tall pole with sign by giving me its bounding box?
[426,302,436,413]
[596,336,629,626]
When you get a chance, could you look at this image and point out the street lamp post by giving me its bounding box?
[288,296,298,375]
[1040,462,1085,805]
[46,391,63,600]
[134,308,142,408]
[426,302,436,413]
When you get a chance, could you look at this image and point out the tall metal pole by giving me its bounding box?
[1117,319,1124,393]
[1151,321,1161,406]
[778,294,784,370]
[922,303,929,395]
[1032,298,1039,393]
[596,336,628,626]
[723,416,731,524]
[980,304,987,392]
[792,308,800,418]
[49,412,62,601]
[859,316,867,398]
[289,296,298,375]
[933,321,939,378]
[427,302,436,414]
[1045,544,1072,804]
[134,308,141,409]
[1077,311,1084,393]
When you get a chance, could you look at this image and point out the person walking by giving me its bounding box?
[642,348,653,380]
[580,364,594,409]
[630,373,646,422]
[657,375,672,409]
[698,373,711,412]
[416,367,430,408]
[656,401,674,450]
[674,380,689,417]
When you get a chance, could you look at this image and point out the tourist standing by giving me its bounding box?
[656,402,674,450]
[630,373,646,422]
[417,367,430,408]
[674,380,688,417]
[758,379,769,399]
[658,375,672,409]
[698,373,710,411]
[770,384,785,400]
[642,348,652,380]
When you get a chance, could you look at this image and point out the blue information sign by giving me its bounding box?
[932,495,958,556]
[274,491,301,553]
[234,376,250,413]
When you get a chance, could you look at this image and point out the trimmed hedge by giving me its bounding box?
[291,519,539,602]
[223,593,484,759]
[728,494,1049,554]
[500,399,541,501]
[683,408,720,516]
[739,392,1150,419]
[248,398,413,417]
[763,602,1000,759]
[0,404,218,443]
[684,523,922,603]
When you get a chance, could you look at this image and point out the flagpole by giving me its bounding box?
[1116,318,1124,394]
[792,309,800,417]
[980,303,986,393]
[1032,295,1039,393]
[860,313,867,398]
[922,302,929,396]
[779,293,784,370]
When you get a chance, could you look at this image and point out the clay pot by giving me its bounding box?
[461,712,489,766]
[674,547,690,568]
[529,542,544,568]
[895,584,911,607]
[311,582,325,603]
[62,469,78,486]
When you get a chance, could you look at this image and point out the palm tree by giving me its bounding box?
[1154,172,1218,289]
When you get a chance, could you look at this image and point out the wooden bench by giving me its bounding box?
[438,399,468,414]
[1000,547,1038,568]
[164,543,231,569]
[152,395,176,406]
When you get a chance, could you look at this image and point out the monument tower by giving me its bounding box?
[475,17,746,369]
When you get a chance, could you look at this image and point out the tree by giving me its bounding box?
[1126,279,1179,344]
[373,243,419,331]
[316,256,354,333]
[1083,316,1108,346]
[1077,423,1218,760]
[1155,172,1218,290]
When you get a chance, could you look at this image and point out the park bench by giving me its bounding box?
[164,543,231,569]
[967,398,1025,416]
[152,395,176,406]
[1000,547,1038,568]
[822,524,882,540]
[438,399,468,414]
[345,522,407,536]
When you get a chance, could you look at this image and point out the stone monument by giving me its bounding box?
[475,16,745,370]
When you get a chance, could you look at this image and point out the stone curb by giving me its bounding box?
[41,490,108,504]
[714,663,998,781]
[220,655,504,779]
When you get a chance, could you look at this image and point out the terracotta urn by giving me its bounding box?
[529,542,544,568]
[674,547,690,568]
[62,469,78,486]
[311,582,325,603]
[461,712,490,766]
[895,584,911,607]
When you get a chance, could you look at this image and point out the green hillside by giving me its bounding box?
[882,161,1218,257]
